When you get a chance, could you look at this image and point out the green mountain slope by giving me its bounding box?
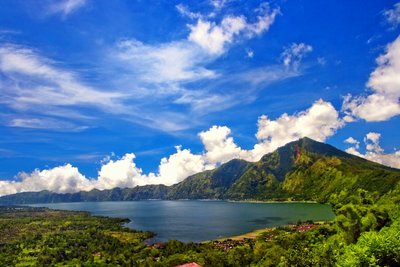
[0,185,169,205]
[225,137,399,201]
[1,137,399,204]
[167,159,250,199]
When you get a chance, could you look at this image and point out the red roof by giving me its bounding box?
[175,263,202,267]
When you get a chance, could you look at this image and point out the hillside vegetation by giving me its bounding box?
[1,137,398,204]
[1,188,400,266]
[1,138,400,266]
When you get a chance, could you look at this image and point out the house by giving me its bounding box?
[175,262,202,267]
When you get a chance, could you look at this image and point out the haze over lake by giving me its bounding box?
[31,201,335,242]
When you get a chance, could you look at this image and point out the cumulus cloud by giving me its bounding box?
[342,36,400,121]
[197,99,344,163]
[0,99,346,196]
[95,153,145,189]
[384,2,400,27]
[281,43,313,69]
[246,99,343,160]
[188,16,246,55]
[345,133,400,169]
[364,132,383,153]
[0,147,210,196]
[0,164,93,196]
[199,126,245,164]
[188,3,279,55]
[344,137,360,148]
[153,146,210,185]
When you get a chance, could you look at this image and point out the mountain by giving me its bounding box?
[1,137,399,205]
[166,159,250,199]
[0,185,169,205]
[224,137,399,201]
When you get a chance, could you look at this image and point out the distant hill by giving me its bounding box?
[1,137,399,205]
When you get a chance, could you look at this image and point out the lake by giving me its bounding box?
[30,201,335,242]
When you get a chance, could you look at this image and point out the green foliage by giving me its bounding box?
[2,193,400,266]
[337,219,400,266]
[334,190,392,244]
[0,207,154,266]
[0,137,400,266]
[166,158,251,200]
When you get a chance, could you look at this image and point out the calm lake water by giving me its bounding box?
[30,201,335,242]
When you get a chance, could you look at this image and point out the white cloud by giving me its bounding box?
[0,147,208,196]
[195,100,344,165]
[342,36,400,121]
[345,133,400,169]
[188,16,247,55]
[246,49,254,58]
[0,181,19,197]
[248,2,280,36]
[115,39,216,84]
[153,146,210,185]
[0,42,208,132]
[176,4,202,19]
[384,3,400,27]
[113,39,242,119]
[210,0,228,10]
[281,43,313,69]
[112,17,294,121]
[48,0,87,16]
[3,100,397,196]
[365,132,381,144]
[0,45,124,119]
[9,117,88,132]
[233,65,299,87]
[364,132,384,154]
[1,2,285,132]
[344,137,360,149]
[0,44,199,133]
[199,126,244,164]
[95,153,145,189]
[249,99,344,160]
[0,99,347,196]
[0,164,93,196]
[317,57,326,66]
[174,90,236,113]
[188,3,279,55]
[95,146,210,188]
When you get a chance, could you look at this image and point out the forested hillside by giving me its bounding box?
[1,137,398,204]
[1,187,400,266]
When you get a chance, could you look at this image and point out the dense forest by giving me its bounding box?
[1,186,400,266]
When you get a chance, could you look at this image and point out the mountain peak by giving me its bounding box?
[281,137,350,159]
[1,138,399,204]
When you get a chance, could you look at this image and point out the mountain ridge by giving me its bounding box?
[1,137,399,205]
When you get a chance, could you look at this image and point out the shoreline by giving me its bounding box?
[15,198,322,205]
[226,199,319,204]
[204,220,332,243]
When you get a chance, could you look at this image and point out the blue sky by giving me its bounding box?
[0,0,399,195]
